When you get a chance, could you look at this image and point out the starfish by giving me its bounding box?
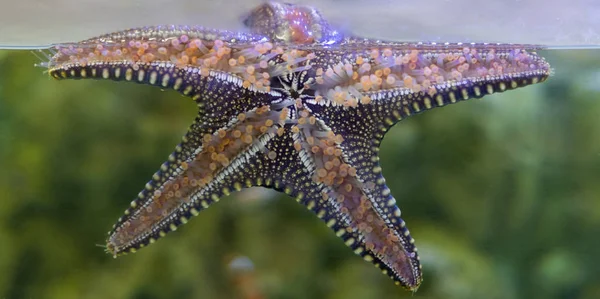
[40,1,550,291]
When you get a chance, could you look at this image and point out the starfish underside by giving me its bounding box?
[42,2,550,291]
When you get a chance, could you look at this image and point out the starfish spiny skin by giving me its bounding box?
[42,2,550,291]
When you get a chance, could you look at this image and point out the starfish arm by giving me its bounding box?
[271,111,422,290]
[307,41,551,122]
[44,25,273,97]
[305,42,551,191]
[48,57,286,211]
[104,105,287,256]
[43,24,310,106]
[358,44,552,130]
[44,25,283,140]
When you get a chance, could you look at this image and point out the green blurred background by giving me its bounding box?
[0,49,599,299]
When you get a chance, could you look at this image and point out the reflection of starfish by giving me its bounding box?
[42,1,550,291]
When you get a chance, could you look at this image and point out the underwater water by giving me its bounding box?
[0,46,599,299]
[1,1,600,299]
